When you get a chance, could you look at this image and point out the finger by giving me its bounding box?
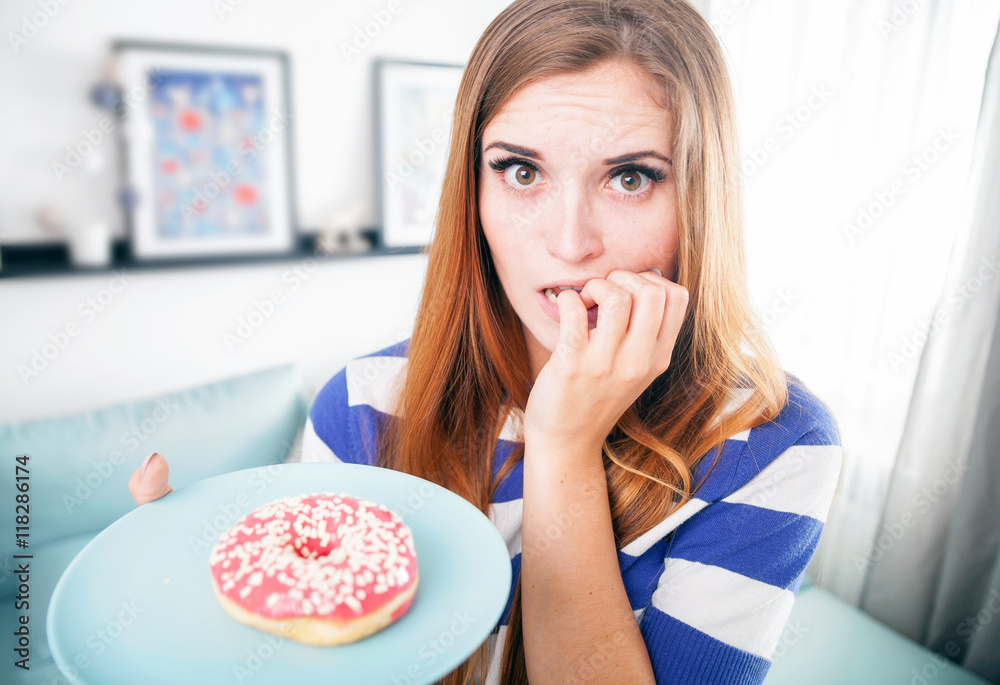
[580,278,631,359]
[555,288,590,357]
[631,270,689,380]
[637,270,688,339]
[606,270,666,361]
[607,270,666,334]
[661,281,690,345]
[128,452,174,506]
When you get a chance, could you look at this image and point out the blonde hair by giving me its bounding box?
[374,0,790,682]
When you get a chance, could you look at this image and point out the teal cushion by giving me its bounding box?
[0,364,308,599]
[765,585,990,685]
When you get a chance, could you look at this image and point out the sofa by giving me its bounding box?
[0,364,990,685]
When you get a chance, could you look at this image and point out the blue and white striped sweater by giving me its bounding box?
[303,339,843,684]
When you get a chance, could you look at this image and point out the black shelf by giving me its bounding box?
[0,231,425,280]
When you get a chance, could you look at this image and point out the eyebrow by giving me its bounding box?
[482,141,672,166]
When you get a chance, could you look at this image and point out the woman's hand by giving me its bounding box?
[128,452,174,505]
[523,268,689,462]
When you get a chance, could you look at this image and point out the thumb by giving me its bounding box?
[128,452,174,506]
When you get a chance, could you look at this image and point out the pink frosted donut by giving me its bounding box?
[208,492,419,645]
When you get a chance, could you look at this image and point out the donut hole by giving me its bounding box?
[294,535,339,559]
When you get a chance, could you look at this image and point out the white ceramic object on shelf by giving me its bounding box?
[68,220,112,268]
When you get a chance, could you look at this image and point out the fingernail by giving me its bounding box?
[140,452,157,478]
[647,268,662,277]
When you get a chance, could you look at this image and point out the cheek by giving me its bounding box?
[478,175,514,237]
[478,188,522,285]
[478,187,503,261]
[596,200,674,250]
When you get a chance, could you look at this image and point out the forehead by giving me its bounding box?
[483,61,673,154]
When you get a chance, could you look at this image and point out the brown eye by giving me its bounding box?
[502,163,541,188]
[514,165,536,185]
[610,169,651,193]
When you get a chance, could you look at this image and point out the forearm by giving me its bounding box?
[520,435,656,684]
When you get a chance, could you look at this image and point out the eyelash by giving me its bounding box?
[486,154,667,202]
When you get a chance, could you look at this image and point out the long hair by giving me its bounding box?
[374,0,790,682]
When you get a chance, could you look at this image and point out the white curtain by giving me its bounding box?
[857,19,1000,680]
[690,0,1000,607]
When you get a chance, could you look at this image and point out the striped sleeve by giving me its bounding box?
[302,341,409,466]
[302,366,354,464]
[638,408,843,683]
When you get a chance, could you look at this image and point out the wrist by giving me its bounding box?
[523,428,607,476]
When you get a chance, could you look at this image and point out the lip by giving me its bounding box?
[536,289,599,327]
[538,279,596,290]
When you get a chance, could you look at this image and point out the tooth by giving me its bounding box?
[544,288,558,303]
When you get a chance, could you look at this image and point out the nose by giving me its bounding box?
[545,189,603,263]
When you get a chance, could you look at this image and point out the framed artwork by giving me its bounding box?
[375,59,464,250]
[114,41,297,261]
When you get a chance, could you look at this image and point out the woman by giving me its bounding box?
[131,0,843,682]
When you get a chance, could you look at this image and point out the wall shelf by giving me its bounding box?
[0,231,424,280]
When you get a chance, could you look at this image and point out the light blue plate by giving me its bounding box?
[47,463,512,685]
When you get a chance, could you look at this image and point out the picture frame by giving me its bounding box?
[374,59,464,251]
[114,40,297,262]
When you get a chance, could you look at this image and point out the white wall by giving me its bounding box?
[0,0,512,241]
[0,253,428,422]
[0,0,510,422]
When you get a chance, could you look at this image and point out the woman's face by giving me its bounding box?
[478,60,679,379]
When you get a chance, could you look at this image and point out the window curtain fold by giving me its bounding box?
[860,18,1000,681]
[692,0,1000,680]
